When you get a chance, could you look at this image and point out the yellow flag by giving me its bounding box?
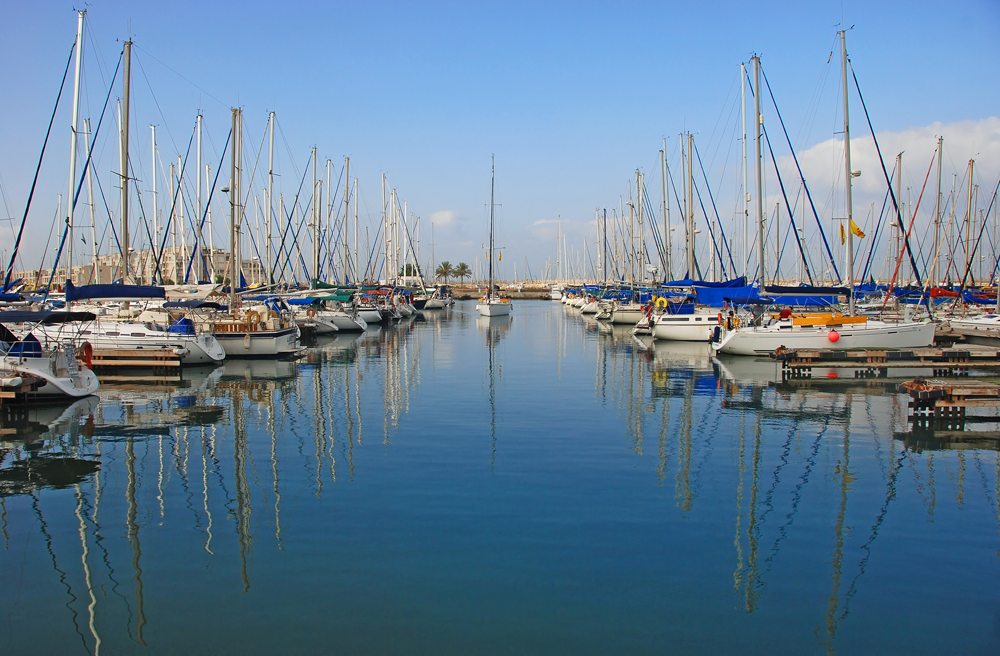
[850,218,866,239]
[840,222,846,245]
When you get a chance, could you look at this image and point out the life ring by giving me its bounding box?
[655,297,668,308]
[248,311,262,324]
[306,308,317,318]
[81,341,94,369]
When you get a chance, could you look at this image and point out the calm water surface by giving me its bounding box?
[2,301,999,654]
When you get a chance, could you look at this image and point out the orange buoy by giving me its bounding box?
[828,330,840,343]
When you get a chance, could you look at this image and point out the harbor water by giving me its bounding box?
[1,301,999,654]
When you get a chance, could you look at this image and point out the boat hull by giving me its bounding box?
[323,312,367,332]
[652,314,717,341]
[35,324,226,364]
[7,349,99,399]
[610,307,645,324]
[356,308,382,324]
[476,301,512,317]
[713,320,937,356]
[214,327,301,358]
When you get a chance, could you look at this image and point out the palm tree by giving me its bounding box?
[435,261,453,283]
[453,262,471,283]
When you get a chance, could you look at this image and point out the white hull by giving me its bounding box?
[652,314,717,341]
[356,308,382,324]
[295,316,339,335]
[8,346,99,398]
[33,322,226,364]
[215,327,301,358]
[581,301,599,314]
[322,311,367,332]
[610,307,645,324]
[424,298,446,309]
[949,316,1000,332]
[713,320,937,356]
[476,301,513,317]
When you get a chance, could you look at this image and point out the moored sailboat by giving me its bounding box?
[712,39,935,356]
[476,157,512,318]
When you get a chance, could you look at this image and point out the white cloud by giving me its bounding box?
[789,117,1000,219]
[428,210,460,227]
[529,217,596,242]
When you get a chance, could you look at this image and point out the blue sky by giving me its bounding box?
[1,1,998,281]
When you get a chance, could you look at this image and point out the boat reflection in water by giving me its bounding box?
[1,302,998,654]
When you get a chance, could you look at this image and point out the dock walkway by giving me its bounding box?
[773,346,1000,380]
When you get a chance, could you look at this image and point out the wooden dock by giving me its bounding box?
[773,346,1000,380]
[83,348,183,381]
[0,375,45,404]
[898,378,1000,418]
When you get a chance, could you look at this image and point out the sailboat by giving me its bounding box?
[712,38,936,356]
[0,310,100,398]
[476,157,512,317]
[208,109,301,358]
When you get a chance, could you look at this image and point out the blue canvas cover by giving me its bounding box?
[167,317,197,335]
[8,334,42,358]
[65,280,165,302]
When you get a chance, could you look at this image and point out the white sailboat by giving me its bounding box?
[712,39,935,356]
[0,311,99,399]
[210,108,301,358]
[477,157,512,318]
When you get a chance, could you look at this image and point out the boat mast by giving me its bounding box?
[381,174,386,283]
[931,137,943,290]
[170,163,178,277]
[84,118,98,283]
[120,39,132,280]
[403,200,409,280]
[489,156,495,299]
[178,155,187,282]
[741,61,749,278]
[662,138,671,281]
[894,152,902,281]
[680,134,688,277]
[343,157,350,282]
[230,107,241,313]
[266,111,275,286]
[637,170,645,282]
[839,31,856,315]
[311,147,319,282]
[556,215,561,282]
[354,177,359,283]
[196,113,203,282]
[66,9,85,285]
[687,132,695,280]
[753,55,765,291]
[966,159,975,278]
[207,164,215,282]
[603,208,608,285]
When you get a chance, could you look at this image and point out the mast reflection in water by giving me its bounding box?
[1,302,999,654]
